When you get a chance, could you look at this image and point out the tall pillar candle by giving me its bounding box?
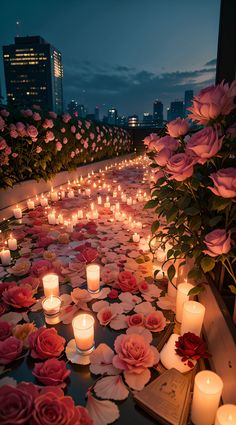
[13,206,22,219]
[7,234,17,251]
[181,301,205,336]
[176,283,194,323]
[27,199,35,209]
[0,248,11,266]
[191,371,223,425]
[86,264,100,294]
[215,404,236,425]
[43,274,59,297]
[72,314,95,354]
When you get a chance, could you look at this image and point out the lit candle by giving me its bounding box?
[0,247,11,266]
[92,210,99,219]
[72,214,78,225]
[13,205,22,219]
[60,187,65,198]
[77,209,83,219]
[27,199,35,209]
[57,214,64,224]
[215,404,236,425]
[191,371,223,425]
[43,274,59,297]
[115,202,120,211]
[42,295,61,325]
[7,234,17,251]
[40,196,48,207]
[72,314,95,354]
[90,202,95,211]
[68,189,74,198]
[97,196,102,205]
[121,193,127,202]
[132,233,140,243]
[113,191,117,198]
[181,301,205,336]
[155,248,166,263]
[136,221,142,229]
[127,197,132,205]
[160,334,196,373]
[176,283,194,323]
[64,220,73,232]
[85,188,91,196]
[48,210,56,225]
[50,188,58,202]
[86,264,100,294]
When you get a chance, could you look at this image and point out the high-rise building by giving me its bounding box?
[169,100,184,120]
[107,108,117,125]
[3,36,63,114]
[153,100,163,125]
[78,104,87,118]
[184,90,194,116]
[166,107,171,122]
[142,112,153,126]
[94,106,100,121]
[67,100,78,115]
[128,115,139,127]
[117,115,127,127]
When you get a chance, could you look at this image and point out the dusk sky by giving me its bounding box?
[0,0,220,118]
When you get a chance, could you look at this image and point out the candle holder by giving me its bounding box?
[43,273,59,297]
[86,263,100,294]
[42,295,61,325]
[72,314,95,356]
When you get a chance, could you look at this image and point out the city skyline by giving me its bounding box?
[0,0,220,116]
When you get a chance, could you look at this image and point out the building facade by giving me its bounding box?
[107,108,118,125]
[3,36,63,113]
[184,90,194,116]
[169,100,184,120]
[153,100,163,125]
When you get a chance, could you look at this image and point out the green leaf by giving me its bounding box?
[167,264,175,282]
[177,196,191,209]
[189,216,201,231]
[151,220,160,234]
[200,256,215,273]
[185,207,199,216]
[144,199,158,209]
[209,216,222,226]
[212,197,231,211]
[167,249,174,259]
[188,268,203,280]
[229,285,236,295]
[188,285,205,296]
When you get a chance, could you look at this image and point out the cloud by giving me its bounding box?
[205,58,217,66]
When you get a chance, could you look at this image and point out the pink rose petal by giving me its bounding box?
[92,300,109,312]
[134,301,155,315]
[110,314,128,330]
[86,392,120,425]
[94,375,129,400]
[90,343,118,375]
[126,326,153,344]
[124,368,151,390]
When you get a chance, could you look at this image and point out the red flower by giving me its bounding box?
[2,285,36,309]
[0,321,12,340]
[108,289,119,299]
[0,336,23,365]
[75,244,98,263]
[0,384,34,424]
[175,332,210,368]
[32,359,70,386]
[28,327,65,359]
[118,271,138,293]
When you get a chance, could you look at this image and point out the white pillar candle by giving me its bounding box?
[160,334,196,373]
[27,199,35,209]
[65,220,73,232]
[58,214,64,224]
[215,404,236,425]
[191,371,223,425]
[0,248,11,266]
[121,194,127,202]
[72,214,78,225]
[7,234,17,251]
[181,301,205,336]
[86,264,100,294]
[113,191,117,198]
[13,206,22,219]
[92,210,99,219]
[78,209,83,219]
[50,189,58,202]
[43,274,59,297]
[132,233,140,242]
[97,196,102,205]
[60,189,65,199]
[136,221,142,229]
[72,314,95,354]
[127,197,132,205]
[104,201,110,208]
[85,188,91,196]
[68,189,74,198]
[40,196,48,207]
[42,295,61,325]
[176,283,194,323]
[115,202,120,211]
[48,210,56,225]
[90,202,95,211]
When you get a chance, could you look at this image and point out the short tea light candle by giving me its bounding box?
[13,205,22,219]
[176,283,194,323]
[50,189,58,202]
[0,247,11,266]
[215,404,236,425]
[181,300,205,336]
[72,314,95,354]
[8,234,17,251]
[27,199,35,209]
[86,264,100,294]
[191,371,223,425]
[42,295,61,325]
[132,233,140,243]
[43,274,59,297]
[68,189,74,198]
[40,196,48,207]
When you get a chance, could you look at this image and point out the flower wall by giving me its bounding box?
[144,80,236,295]
[0,108,133,189]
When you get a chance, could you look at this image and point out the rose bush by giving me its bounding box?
[0,107,132,189]
[144,79,236,294]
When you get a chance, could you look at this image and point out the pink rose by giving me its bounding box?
[43,119,54,129]
[118,271,138,293]
[187,127,223,164]
[127,313,145,327]
[33,112,41,121]
[203,229,232,257]
[145,311,166,332]
[27,125,38,138]
[2,285,36,309]
[0,336,23,364]
[154,148,172,166]
[56,142,63,151]
[97,306,117,326]
[12,152,18,158]
[49,111,57,119]
[149,135,179,153]
[45,130,55,142]
[76,132,82,140]
[188,80,236,124]
[209,168,236,198]
[113,333,157,373]
[32,358,70,386]
[62,113,71,123]
[0,321,12,340]
[167,118,189,138]
[29,327,65,359]
[31,259,52,277]
[166,153,195,181]
[71,125,76,133]
[0,137,7,150]
[108,289,119,299]
[63,137,68,144]
[36,146,42,153]
[0,384,34,424]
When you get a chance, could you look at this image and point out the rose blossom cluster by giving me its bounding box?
[127,310,166,332]
[0,384,93,425]
[175,332,210,368]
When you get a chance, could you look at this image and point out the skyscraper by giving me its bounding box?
[67,100,78,115]
[94,106,100,121]
[128,115,139,127]
[169,100,184,120]
[3,36,63,113]
[107,108,118,125]
[142,112,153,126]
[153,100,163,125]
[78,104,87,118]
[184,90,194,116]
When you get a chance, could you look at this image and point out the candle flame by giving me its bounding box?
[206,378,210,385]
